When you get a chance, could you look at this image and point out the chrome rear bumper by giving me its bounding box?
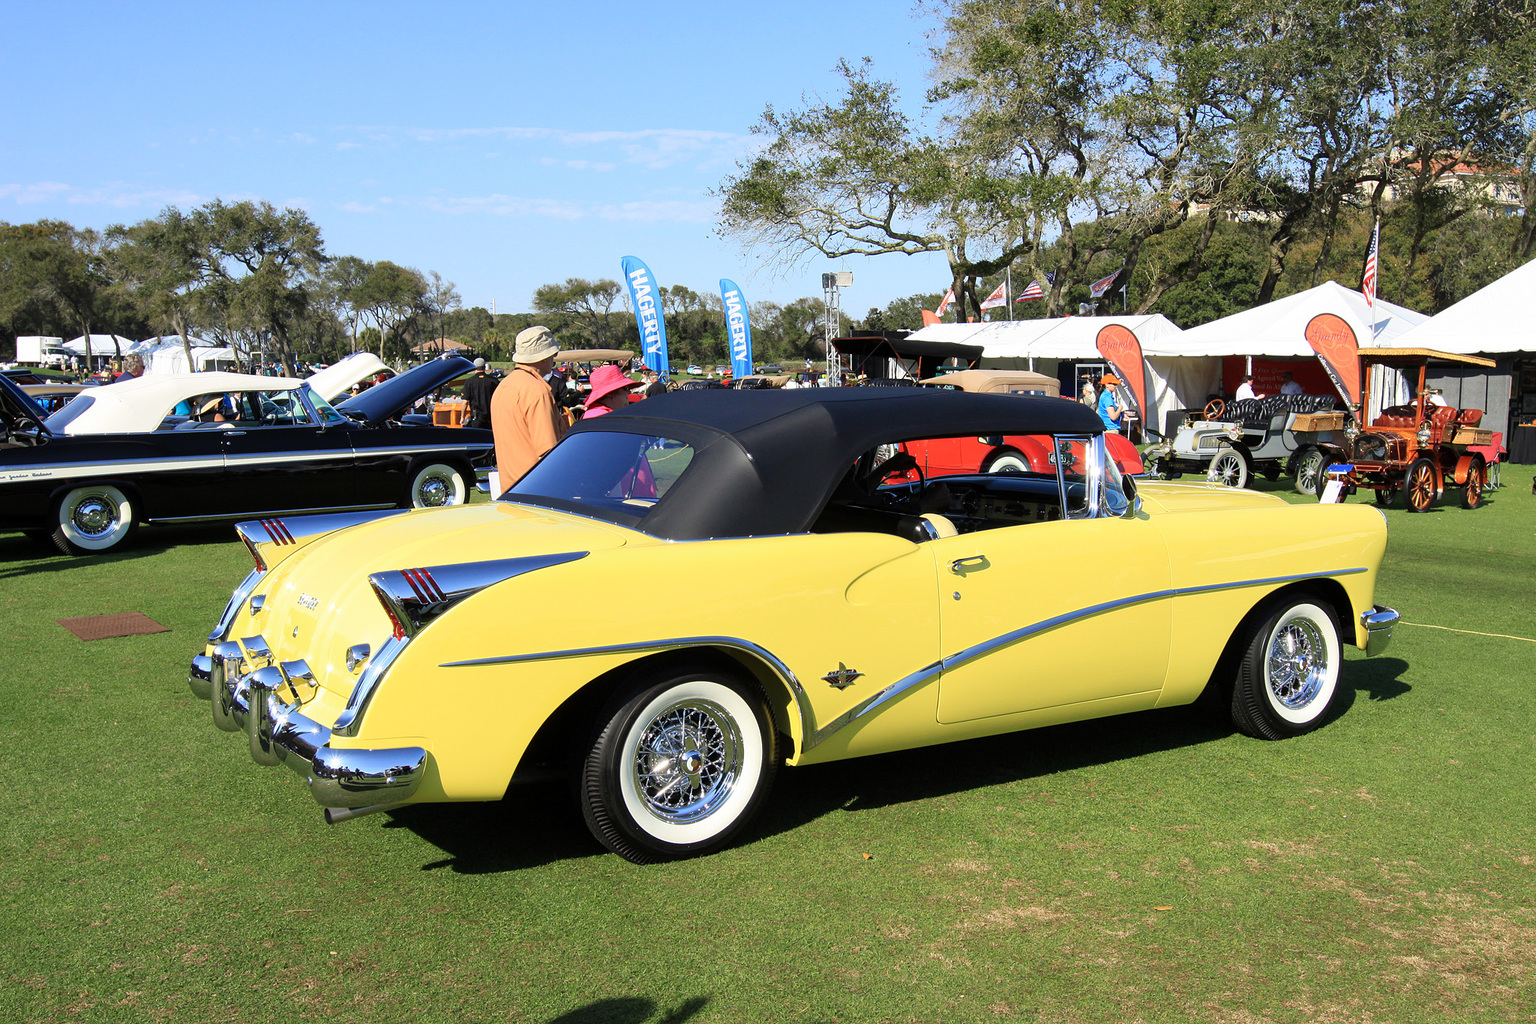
[1360,604,1399,657]
[188,646,425,814]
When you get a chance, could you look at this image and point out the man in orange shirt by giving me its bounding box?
[491,326,566,490]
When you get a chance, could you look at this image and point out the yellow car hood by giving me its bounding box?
[1136,481,1291,515]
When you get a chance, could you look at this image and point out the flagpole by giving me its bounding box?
[1006,267,1013,321]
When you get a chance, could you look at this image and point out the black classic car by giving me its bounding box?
[1,355,493,555]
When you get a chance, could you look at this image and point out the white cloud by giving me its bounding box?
[336,124,751,170]
[0,181,204,209]
[593,198,717,224]
[422,193,585,219]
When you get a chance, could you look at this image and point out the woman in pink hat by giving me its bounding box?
[583,364,640,418]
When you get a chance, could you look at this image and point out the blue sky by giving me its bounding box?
[2,0,955,318]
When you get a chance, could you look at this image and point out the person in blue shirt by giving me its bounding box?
[1096,373,1124,433]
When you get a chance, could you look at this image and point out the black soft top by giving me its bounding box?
[550,387,1102,540]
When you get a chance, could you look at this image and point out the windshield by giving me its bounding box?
[303,385,347,424]
[510,431,695,519]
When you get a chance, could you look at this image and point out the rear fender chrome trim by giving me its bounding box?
[440,635,813,754]
[236,508,414,571]
[207,568,266,645]
[368,552,589,641]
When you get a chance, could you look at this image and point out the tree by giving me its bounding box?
[0,220,141,369]
[323,255,371,354]
[192,199,327,372]
[718,59,1037,323]
[354,261,426,361]
[532,277,622,348]
[422,271,462,351]
[106,207,207,371]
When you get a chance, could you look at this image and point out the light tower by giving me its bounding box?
[822,270,852,385]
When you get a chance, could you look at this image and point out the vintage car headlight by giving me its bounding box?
[1416,423,1431,446]
[1225,423,1243,441]
[1344,418,1360,442]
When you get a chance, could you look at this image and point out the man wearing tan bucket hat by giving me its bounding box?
[490,325,567,489]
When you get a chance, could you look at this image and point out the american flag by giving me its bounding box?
[1361,218,1379,309]
[1016,271,1054,301]
[1089,269,1122,298]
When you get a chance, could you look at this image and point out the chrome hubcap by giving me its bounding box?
[418,477,449,506]
[71,497,117,537]
[632,699,741,824]
[1267,617,1328,709]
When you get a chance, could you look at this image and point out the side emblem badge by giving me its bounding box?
[297,593,320,611]
[822,663,863,690]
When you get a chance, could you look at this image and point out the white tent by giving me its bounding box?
[1148,281,1428,358]
[143,342,240,375]
[1393,258,1536,355]
[1133,282,1431,424]
[63,334,136,357]
[910,314,1193,434]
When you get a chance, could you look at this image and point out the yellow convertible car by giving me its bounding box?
[189,388,1398,862]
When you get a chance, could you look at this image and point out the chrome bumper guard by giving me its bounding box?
[187,640,426,812]
[1360,604,1399,657]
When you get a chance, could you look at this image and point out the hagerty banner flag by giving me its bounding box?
[621,256,671,375]
[719,279,754,379]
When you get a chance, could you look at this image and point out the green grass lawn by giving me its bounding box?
[2,481,1532,1023]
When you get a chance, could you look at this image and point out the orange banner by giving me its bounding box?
[1303,313,1361,407]
[1094,324,1146,422]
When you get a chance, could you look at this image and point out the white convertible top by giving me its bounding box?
[53,371,305,435]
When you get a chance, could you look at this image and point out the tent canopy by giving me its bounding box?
[63,335,135,356]
[1148,281,1427,357]
[909,314,1183,361]
[1393,257,1536,354]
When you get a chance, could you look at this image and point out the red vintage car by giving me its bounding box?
[895,369,1145,477]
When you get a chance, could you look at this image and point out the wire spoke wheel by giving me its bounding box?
[582,671,776,862]
[1294,449,1326,496]
[1230,598,1341,739]
[1206,447,1250,488]
[1404,457,1437,513]
[1461,463,1485,509]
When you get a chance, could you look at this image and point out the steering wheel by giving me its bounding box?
[1203,398,1226,421]
[863,450,925,511]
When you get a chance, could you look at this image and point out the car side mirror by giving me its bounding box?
[1120,474,1141,519]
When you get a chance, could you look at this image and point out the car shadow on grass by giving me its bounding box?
[0,523,240,574]
[386,660,1412,872]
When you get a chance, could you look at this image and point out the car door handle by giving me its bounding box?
[949,555,990,575]
[223,430,247,436]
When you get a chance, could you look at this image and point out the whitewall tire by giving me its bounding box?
[1231,598,1341,739]
[52,485,137,555]
[408,463,467,509]
[581,670,777,863]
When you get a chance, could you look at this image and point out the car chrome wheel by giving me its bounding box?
[629,696,742,826]
[1265,614,1329,713]
[1230,598,1341,739]
[582,671,776,863]
[53,485,137,555]
[408,463,466,509]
